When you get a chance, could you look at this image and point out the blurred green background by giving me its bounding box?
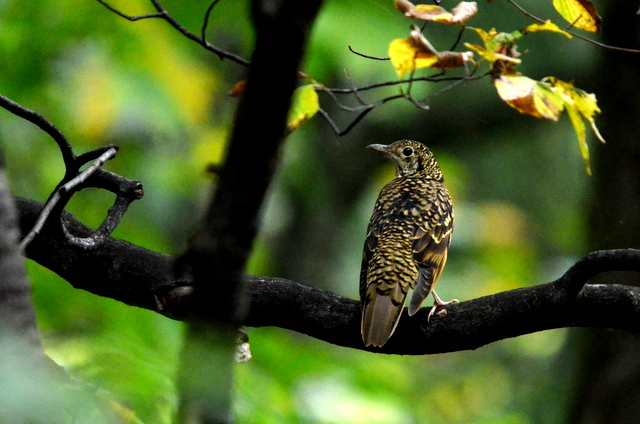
[0,0,623,422]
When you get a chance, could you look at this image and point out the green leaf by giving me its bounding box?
[286,85,320,134]
[546,77,605,174]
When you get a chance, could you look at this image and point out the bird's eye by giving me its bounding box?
[402,147,414,157]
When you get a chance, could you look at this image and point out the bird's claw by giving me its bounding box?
[427,297,459,322]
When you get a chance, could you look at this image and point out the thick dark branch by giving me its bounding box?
[17,198,640,356]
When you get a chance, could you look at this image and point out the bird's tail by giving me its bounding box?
[361,290,404,348]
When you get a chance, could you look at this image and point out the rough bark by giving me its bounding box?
[17,197,640,356]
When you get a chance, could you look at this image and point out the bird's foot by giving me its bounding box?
[427,291,459,322]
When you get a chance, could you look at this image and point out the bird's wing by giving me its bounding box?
[359,186,409,347]
[359,219,378,303]
[408,189,454,315]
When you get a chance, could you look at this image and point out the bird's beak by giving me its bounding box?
[367,144,389,153]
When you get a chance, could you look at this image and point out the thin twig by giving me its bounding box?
[449,26,466,51]
[505,0,545,23]
[337,105,377,136]
[19,148,118,250]
[348,45,389,61]
[201,0,222,44]
[344,69,367,106]
[506,0,640,53]
[149,0,250,65]
[95,0,250,66]
[318,93,405,136]
[316,85,373,113]
[420,70,488,104]
[0,94,75,170]
[317,107,342,135]
[325,73,475,94]
[95,0,165,20]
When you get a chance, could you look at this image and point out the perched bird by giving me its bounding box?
[360,140,456,348]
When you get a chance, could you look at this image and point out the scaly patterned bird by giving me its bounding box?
[360,140,456,348]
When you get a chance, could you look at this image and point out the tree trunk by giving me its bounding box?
[568,3,640,423]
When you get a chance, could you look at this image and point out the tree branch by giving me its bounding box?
[94,0,251,66]
[17,198,640,356]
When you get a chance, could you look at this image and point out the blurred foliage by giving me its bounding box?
[0,0,602,422]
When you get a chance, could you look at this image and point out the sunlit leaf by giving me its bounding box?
[466,27,522,71]
[494,74,604,174]
[546,77,605,174]
[408,4,453,22]
[564,101,591,174]
[494,75,564,121]
[548,78,604,140]
[286,85,320,133]
[552,0,601,32]
[389,26,472,76]
[465,43,521,65]
[522,20,572,38]
[404,1,477,24]
[469,27,521,52]
[388,30,438,78]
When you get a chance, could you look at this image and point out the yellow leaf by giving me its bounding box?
[466,27,522,72]
[552,0,601,32]
[409,5,453,22]
[286,85,319,134]
[469,27,498,46]
[523,20,573,38]
[545,77,605,174]
[548,78,604,140]
[388,32,438,78]
[565,104,591,174]
[465,43,521,65]
[494,75,564,121]
[406,2,477,24]
[469,27,520,51]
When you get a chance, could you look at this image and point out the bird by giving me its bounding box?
[360,140,456,348]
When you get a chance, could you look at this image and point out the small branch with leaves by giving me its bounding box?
[93,0,640,153]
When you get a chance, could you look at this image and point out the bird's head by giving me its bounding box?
[367,140,443,180]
